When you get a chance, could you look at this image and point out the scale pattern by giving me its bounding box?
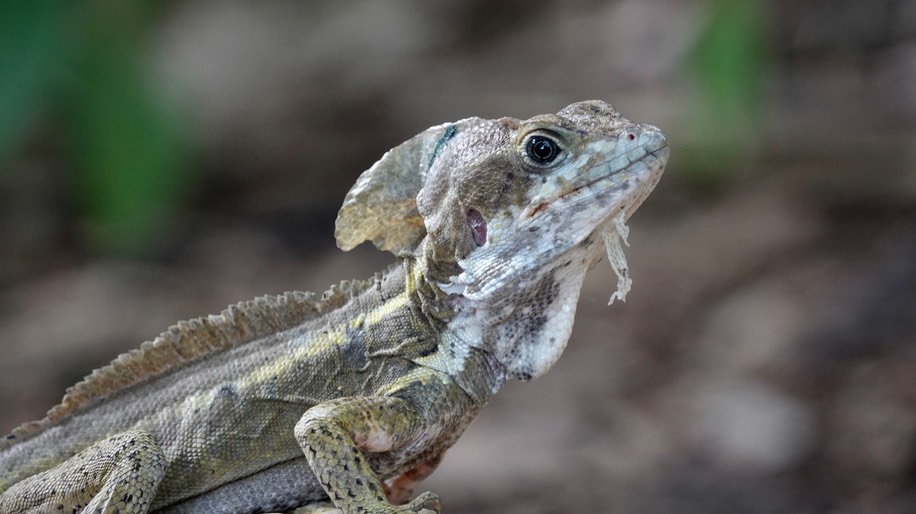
[0,101,668,514]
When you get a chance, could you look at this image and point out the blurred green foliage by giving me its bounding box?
[0,0,190,255]
[685,0,770,190]
[0,0,70,164]
[0,0,772,250]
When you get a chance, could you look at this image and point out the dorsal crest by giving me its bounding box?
[2,279,372,450]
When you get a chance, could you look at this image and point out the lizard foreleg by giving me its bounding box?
[295,397,440,514]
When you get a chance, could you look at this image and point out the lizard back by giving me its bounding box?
[0,267,424,501]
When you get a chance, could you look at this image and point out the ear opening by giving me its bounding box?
[334,121,463,256]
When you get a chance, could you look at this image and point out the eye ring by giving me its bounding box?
[525,135,561,165]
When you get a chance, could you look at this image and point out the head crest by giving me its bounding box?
[335,121,470,256]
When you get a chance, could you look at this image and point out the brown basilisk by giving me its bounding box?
[0,101,669,514]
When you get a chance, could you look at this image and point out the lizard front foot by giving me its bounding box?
[286,492,439,514]
[287,501,342,514]
[343,491,441,514]
[398,491,440,513]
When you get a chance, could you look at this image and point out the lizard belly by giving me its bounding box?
[147,393,308,510]
[154,458,324,514]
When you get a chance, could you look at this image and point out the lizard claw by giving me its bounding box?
[403,491,440,513]
[286,502,342,514]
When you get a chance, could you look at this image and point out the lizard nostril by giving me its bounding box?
[627,133,636,141]
[467,209,487,246]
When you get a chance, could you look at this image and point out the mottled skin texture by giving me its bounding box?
[0,101,668,514]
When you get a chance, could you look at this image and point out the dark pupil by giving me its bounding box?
[526,136,558,164]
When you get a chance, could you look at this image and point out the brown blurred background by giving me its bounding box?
[2,0,915,512]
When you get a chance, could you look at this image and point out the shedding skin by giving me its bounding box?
[0,101,668,514]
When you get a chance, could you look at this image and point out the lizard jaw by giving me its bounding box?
[519,127,668,223]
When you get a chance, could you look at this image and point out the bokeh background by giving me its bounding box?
[2,1,915,512]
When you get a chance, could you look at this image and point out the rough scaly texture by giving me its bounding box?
[0,100,669,514]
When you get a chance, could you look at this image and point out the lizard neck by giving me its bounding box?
[405,254,508,404]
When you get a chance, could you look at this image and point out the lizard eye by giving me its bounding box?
[525,135,560,165]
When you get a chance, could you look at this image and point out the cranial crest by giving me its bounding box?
[335,120,475,257]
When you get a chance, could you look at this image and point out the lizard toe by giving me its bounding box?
[404,491,440,513]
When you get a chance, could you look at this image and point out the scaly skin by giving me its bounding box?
[0,101,668,514]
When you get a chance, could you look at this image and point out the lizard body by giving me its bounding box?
[0,101,668,514]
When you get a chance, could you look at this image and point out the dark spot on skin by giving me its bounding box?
[518,272,560,342]
[428,124,457,170]
[213,384,239,401]
[581,103,603,115]
[524,314,548,339]
[341,331,368,369]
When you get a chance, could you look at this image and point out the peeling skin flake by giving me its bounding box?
[602,214,631,305]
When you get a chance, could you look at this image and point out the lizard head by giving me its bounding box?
[336,100,668,380]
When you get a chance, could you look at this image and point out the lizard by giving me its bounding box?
[0,100,669,514]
